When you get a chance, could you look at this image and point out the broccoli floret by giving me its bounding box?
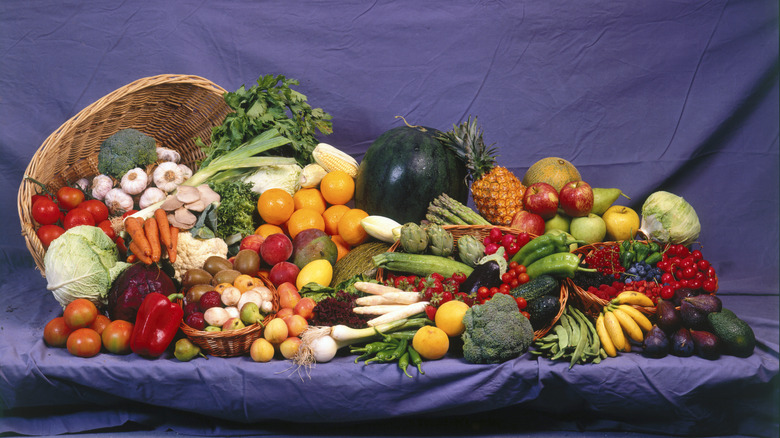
[461,293,534,364]
[97,128,157,179]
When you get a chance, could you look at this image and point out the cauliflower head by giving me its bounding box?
[461,293,534,364]
[171,231,228,281]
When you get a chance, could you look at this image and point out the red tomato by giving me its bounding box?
[63,208,95,229]
[97,220,116,240]
[63,298,98,330]
[102,320,134,354]
[89,314,112,335]
[36,224,66,249]
[80,199,109,223]
[32,197,61,225]
[43,316,73,348]
[57,186,85,211]
[66,328,102,358]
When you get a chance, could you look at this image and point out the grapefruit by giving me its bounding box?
[522,157,581,193]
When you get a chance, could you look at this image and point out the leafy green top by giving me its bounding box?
[199,75,333,168]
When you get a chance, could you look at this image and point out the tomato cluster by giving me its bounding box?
[43,298,134,357]
[483,228,532,260]
[30,184,114,248]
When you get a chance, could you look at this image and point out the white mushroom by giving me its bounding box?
[175,185,201,204]
[196,184,221,206]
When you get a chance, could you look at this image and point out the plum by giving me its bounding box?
[261,233,293,266]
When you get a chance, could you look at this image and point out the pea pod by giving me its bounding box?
[526,253,597,279]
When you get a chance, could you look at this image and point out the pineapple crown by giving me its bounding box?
[435,116,498,182]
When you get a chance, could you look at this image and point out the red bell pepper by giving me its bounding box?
[130,292,184,357]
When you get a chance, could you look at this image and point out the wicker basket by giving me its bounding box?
[377,225,565,340]
[17,74,233,275]
[180,275,280,357]
[567,241,718,318]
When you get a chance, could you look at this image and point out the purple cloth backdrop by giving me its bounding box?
[0,1,777,436]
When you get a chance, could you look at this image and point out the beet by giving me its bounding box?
[107,264,176,323]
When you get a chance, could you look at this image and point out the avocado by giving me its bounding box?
[707,308,756,358]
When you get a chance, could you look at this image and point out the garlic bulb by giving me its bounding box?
[91,175,113,201]
[153,162,185,192]
[178,164,193,181]
[75,178,90,192]
[103,188,134,215]
[139,187,166,209]
[156,147,181,163]
[120,168,149,195]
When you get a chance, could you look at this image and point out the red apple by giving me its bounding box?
[522,182,559,219]
[260,233,293,266]
[239,234,265,254]
[510,210,546,235]
[559,180,594,217]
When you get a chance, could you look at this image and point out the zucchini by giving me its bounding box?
[509,275,559,302]
[526,295,561,330]
[372,252,474,278]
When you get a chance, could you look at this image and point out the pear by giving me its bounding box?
[591,188,631,215]
[240,302,263,325]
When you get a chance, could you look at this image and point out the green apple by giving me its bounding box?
[544,212,571,234]
[570,213,607,244]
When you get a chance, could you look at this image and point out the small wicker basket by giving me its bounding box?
[567,241,718,318]
[377,225,565,340]
[17,74,232,275]
[180,275,280,358]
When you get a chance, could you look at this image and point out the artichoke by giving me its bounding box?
[399,222,429,254]
[457,234,486,267]
[426,224,454,257]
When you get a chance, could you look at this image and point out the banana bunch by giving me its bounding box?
[531,305,606,368]
[596,291,654,357]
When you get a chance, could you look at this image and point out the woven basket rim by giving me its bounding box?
[17,74,230,275]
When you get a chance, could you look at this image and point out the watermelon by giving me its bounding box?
[355,125,468,224]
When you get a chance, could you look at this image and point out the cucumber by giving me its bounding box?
[510,275,559,302]
[526,295,561,330]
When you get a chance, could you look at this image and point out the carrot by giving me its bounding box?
[154,208,173,254]
[168,226,179,264]
[125,217,151,257]
[129,240,153,265]
[126,254,138,264]
[144,218,161,263]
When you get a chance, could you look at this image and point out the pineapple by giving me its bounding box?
[437,117,525,226]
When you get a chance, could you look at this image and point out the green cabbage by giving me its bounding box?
[242,163,303,196]
[44,225,131,309]
[639,191,701,245]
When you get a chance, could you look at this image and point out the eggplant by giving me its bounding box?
[459,260,502,295]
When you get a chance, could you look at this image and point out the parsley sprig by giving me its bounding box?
[199,74,332,168]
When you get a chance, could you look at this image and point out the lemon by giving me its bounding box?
[296,259,333,289]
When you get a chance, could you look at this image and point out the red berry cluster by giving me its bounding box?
[655,245,718,300]
[584,246,625,277]
[587,280,662,303]
[483,228,532,260]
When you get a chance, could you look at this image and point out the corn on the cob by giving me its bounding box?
[299,163,328,188]
[312,143,359,177]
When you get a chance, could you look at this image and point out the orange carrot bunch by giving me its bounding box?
[124,209,178,265]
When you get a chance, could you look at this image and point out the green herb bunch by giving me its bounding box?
[199,74,333,168]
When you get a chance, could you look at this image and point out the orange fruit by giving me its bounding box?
[412,326,450,360]
[233,274,261,293]
[331,235,351,262]
[320,171,355,205]
[322,204,350,235]
[293,188,327,214]
[434,300,470,337]
[255,223,284,239]
[257,188,294,225]
[286,208,325,240]
[337,208,369,246]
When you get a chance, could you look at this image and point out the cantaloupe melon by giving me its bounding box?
[522,157,581,193]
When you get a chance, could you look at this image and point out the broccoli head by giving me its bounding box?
[97,128,157,179]
[461,293,534,364]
